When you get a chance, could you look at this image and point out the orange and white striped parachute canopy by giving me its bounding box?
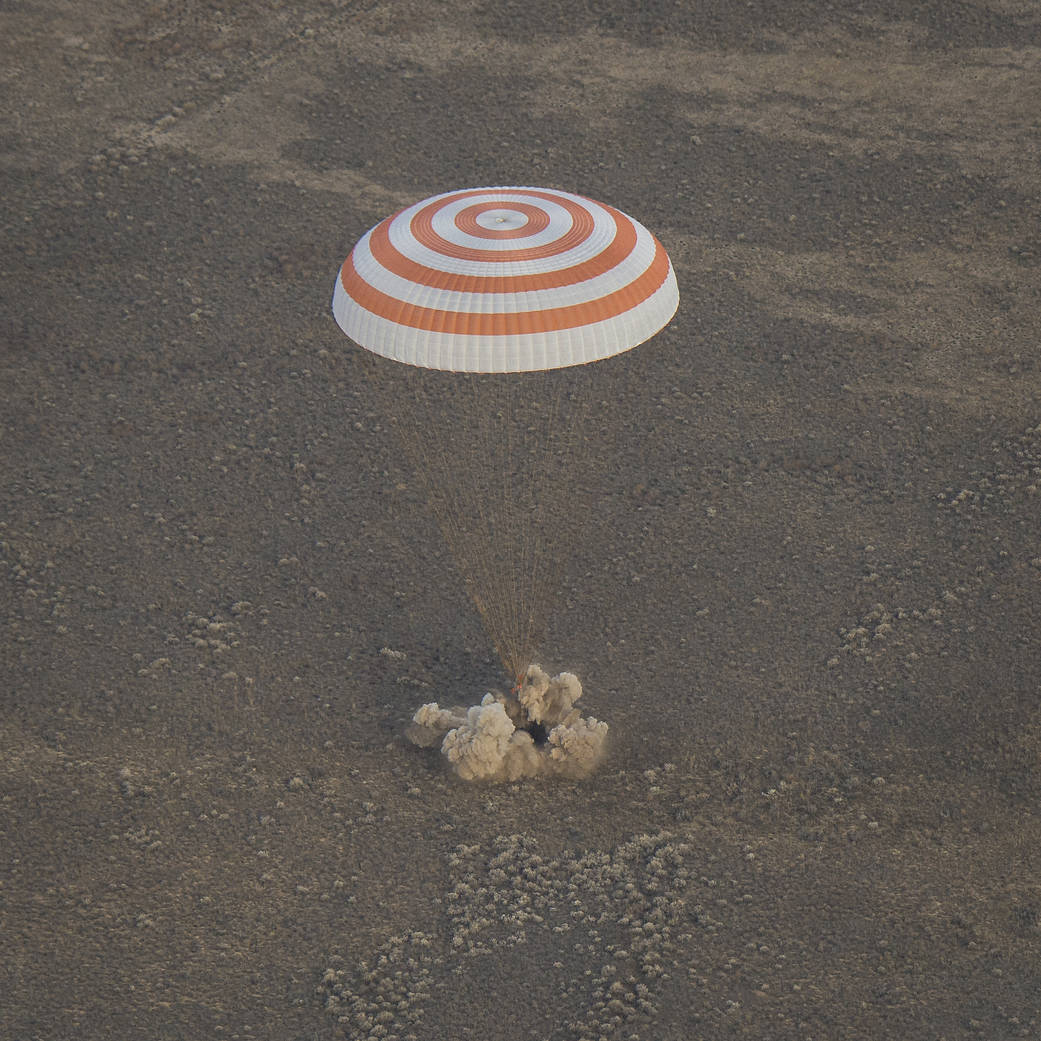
[332,186,679,373]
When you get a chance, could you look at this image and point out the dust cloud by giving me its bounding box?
[406,664,608,782]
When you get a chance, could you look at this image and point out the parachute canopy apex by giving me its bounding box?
[331,186,679,373]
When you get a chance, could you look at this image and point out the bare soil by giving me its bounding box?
[3,2,1040,1039]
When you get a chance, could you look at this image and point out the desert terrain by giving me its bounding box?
[3,1,1040,1039]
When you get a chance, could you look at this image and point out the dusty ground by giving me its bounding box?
[3,1,1041,1039]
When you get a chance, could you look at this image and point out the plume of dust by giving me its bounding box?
[406,664,608,782]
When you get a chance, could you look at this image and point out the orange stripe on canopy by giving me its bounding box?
[454,201,550,239]
[365,206,639,295]
[339,237,672,336]
[409,188,596,262]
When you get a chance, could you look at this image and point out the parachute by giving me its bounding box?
[332,186,678,680]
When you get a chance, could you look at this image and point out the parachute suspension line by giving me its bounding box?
[503,368,574,680]
[501,370,543,679]
[521,363,593,678]
[389,365,532,680]
[463,372,517,675]
[367,350,601,685]
[490,379,518,672]
[498,375,524,676]
[437,374,512,674]
[505,373,530,677]
[520,374,550,675]
[532,376,563,665]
